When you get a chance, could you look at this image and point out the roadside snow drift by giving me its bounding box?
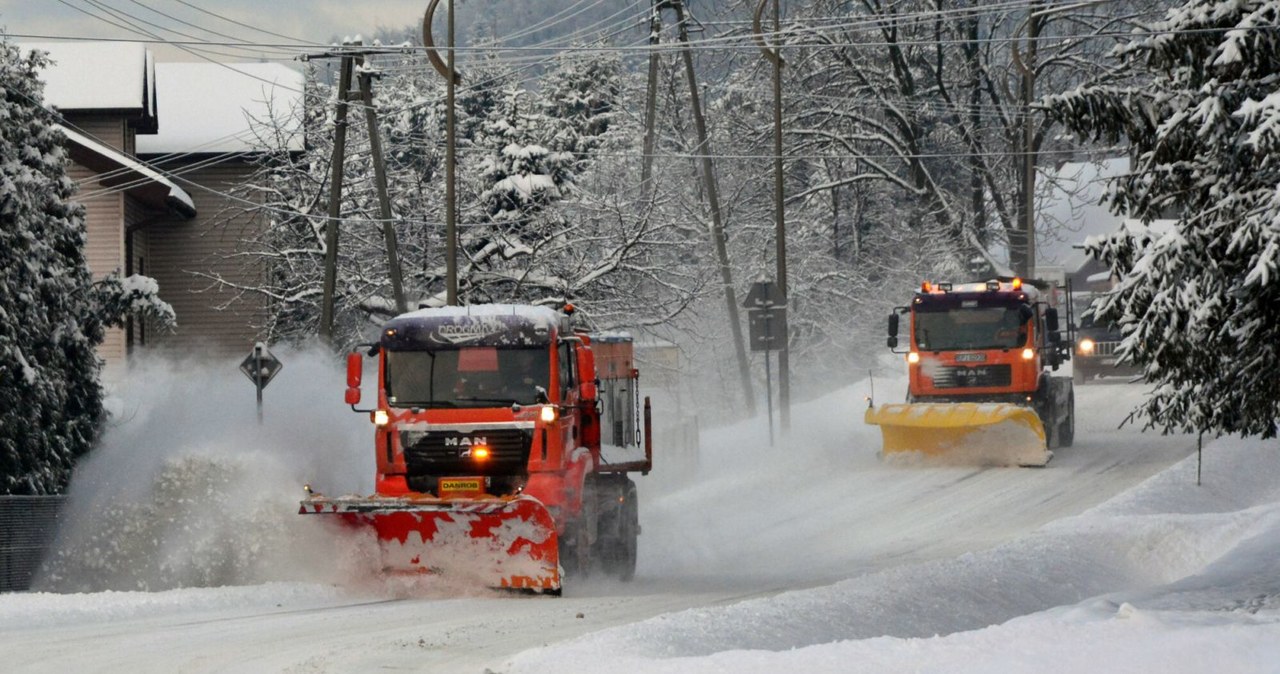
[503,436,1280,673]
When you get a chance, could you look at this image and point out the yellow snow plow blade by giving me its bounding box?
[865,402,1051,467]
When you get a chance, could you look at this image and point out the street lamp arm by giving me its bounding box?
[752,0,784,67]
[421,0,461,84]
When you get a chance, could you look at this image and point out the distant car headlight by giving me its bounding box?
[1078,338,1095,355]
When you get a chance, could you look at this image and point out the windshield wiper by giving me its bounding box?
[391,400,457,408]
[456,396,521,405]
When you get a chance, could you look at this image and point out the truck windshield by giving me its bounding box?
[914,306,1028,351]
[384,346,551,408]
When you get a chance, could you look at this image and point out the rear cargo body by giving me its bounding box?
[867,279,1074,467]
[301,304,651,593]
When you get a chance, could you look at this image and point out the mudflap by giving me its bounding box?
[865,402,1051,467]
[300,494,560,593]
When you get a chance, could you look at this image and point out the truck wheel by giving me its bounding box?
[559,521,591,580]
[1059,388,1075,447]
[1035,383,1057,449]
[598,480,638,581]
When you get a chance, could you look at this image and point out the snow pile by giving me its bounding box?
[36,346,378,592]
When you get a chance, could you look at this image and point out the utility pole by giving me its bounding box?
[1014,0,1045,279]
[445,0,458,305]
[358,69,409,314]
[319,47,356,342]
[671,0,756,416]
[753,0,791,432]
[640,0,664,194]
[423,0,462,305]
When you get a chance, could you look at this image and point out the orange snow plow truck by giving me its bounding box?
[301,304,651,594]
[865,278,1074,467]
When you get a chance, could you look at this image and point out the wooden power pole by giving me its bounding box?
[358,70,409,314]
[753,0,791,432]
[319,50,356,342]
[670,0,757,416]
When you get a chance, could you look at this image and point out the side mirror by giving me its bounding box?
[345,352,362,406]
[1045,306,1060,333]
[888,313,899,338]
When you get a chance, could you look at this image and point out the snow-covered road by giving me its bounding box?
[1,357,1198,673]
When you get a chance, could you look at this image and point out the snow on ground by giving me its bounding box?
[2,352,1278,673]
[505,424,1280,672]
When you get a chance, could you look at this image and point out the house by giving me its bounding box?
[27,42,304,375]
[135,61,304,361]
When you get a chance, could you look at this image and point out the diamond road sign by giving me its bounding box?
[744,281,786,309]
[240,343,283,389]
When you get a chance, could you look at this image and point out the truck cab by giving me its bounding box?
[891,278,1069,403]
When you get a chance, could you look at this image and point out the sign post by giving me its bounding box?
[744,281,787,446]
[240,342,283,424]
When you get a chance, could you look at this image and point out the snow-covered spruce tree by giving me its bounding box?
[1046,0,1280,438]
[0,41,174,493]
[0,45,107,490]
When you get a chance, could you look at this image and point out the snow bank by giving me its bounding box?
[504,436,1280,673]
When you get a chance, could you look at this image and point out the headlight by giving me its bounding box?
[907,352,920,364]
[373,409,390,426]
[1021,347,1035,361]
[1078,338,1095,355]
[540,405,558,422]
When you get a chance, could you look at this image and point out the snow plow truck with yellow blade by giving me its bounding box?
[866,278,1074,467]
[301,304,651,594]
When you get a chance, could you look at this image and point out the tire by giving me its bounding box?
[1034,380,1057,449]
[559,520,591,580]
[597,479,638,581]
[1058,387,1075,448]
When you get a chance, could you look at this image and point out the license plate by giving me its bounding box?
[438,478,483,494]
[954,353,986,362]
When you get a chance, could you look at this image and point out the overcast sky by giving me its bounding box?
[0,1,429,61]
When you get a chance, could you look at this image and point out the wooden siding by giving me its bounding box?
[63,114,127,152]
[69,153,126,372]
[143,159,268,361]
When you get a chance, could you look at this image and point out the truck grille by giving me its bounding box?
[932,364,1012,389]
[1089,341,1121,357]
[402,428,532,476]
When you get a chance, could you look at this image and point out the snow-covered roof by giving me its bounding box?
[22,42,156,117]
[59,124,196,219]
[137,62,305,155]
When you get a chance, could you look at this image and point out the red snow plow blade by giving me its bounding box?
[300,494,560,592]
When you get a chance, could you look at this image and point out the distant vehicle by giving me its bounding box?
[866,277,1075,467]
[1071,292,1141,385]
